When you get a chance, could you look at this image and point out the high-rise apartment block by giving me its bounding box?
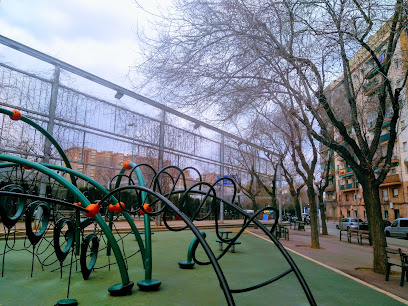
[322,21,408,222]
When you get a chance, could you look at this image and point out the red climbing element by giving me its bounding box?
[140,203,153,215]
[123,160,133,170]
[10,110,22,121]
[85,203,100,218]
[109,202,124,213]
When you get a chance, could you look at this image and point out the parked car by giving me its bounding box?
[359,220,391,231]
[384,218,408,239]
[335,217,363,230]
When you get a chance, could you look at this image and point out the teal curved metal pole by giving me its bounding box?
[0,107,77,187]
[37,162,146,264]
[119,161,159,290]
[178,231,206,269]
[0,155,133,294]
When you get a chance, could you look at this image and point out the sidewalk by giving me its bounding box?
[249,221,408,303]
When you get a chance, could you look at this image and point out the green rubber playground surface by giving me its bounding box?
[0,229,404,305]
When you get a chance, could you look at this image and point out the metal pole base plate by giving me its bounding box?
[178,260,195,269]
[137,279,162,291]
[56,299,78,305]
[108,281,134,296]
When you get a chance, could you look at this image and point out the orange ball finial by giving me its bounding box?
[115,202,124,212]
[73,202,82,207]
[139,203,153,215]
[85,203,100,218]
[10,110,22,121]
[108,202,124,213]
[123,160,133,170]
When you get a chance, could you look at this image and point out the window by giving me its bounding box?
[391,168,397,174]
[400,220,408,227]
[393,188,399,198]
[395,209,400,219]
[402,121,406,130]
[354,210,358,218]
[382,189,388,200]
[347,210,351,217]
[392,220,398,227]
[346,194,349,201]
[384,210,389,219]
[364,210,367,218]
[404,142,408,151]
[353,193,357,201]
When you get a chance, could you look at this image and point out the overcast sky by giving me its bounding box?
[0,0,162,87]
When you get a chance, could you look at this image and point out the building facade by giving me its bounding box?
[322,21,408,222]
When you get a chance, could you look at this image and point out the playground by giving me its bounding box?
[0,109,406,306]
[0,228,404,305]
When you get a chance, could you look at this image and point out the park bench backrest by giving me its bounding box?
[385,247,403,266]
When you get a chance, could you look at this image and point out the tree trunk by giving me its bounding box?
[320,203,328,235]
[361,179,387,274]
[251,196,258,212]
[307,185,320,249]
[295,195,302,220]
[318,191,328,235]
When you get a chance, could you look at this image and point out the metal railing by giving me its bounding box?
[0,35,276,215]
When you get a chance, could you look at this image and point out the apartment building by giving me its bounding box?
[322,21,408,222]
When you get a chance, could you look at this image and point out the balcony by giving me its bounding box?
[339,166,353,178]
[380,174,401,187]
[392,155,400,163]
[326,184,336,192]
[379,133,390,143]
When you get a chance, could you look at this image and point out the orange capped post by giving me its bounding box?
[123,160,133,170]
[139,203,153,215]
[109,202,124,213]
[85,203,100,218]
[9,110,22,121]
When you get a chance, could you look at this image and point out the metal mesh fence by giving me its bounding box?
[0,49,273,208]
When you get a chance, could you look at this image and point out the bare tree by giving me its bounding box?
[315,150,334,235]
[134,0,407,272]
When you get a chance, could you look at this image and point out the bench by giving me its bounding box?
[347,229,371,245]
[216,240,241,253]
[385,247,408,286]
[339,229,348,241]
[275,224,289,240]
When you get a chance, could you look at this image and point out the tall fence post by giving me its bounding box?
[156,110,166,225]
[220,134,225,223]
[39,65,60,197]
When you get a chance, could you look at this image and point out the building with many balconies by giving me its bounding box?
[321,20,408,222]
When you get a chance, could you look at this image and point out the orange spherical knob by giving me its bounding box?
[108,202,124,213]
[10,110,22,121]
[73,202,82,207]
[124,160,133,170]
[115,202,124,212]
[85,203,100,218]
[140,203,153,215]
